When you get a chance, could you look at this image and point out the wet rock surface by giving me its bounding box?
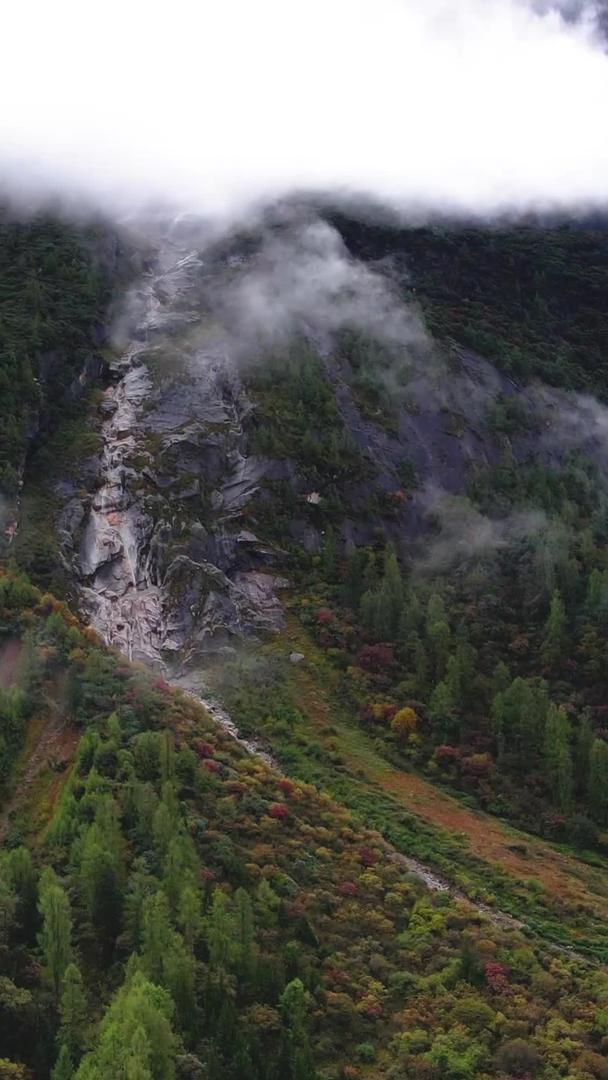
[70,232,286,670]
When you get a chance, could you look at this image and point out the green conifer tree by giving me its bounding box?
[38,869,72,1002]
[589,739,608,824]
[52,1045,74,1080]
[59,963,88,1061]
[540,591,567,666]
[543,705,573,810]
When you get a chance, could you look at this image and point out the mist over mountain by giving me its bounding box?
[4,4,608,1080]
[3,0,608,221]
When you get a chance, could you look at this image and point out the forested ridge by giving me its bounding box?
[238,223,608,854]
[332,214,608,396]
[0,215,112,495]
[5,212,608,1079]
[2,572,608,1080]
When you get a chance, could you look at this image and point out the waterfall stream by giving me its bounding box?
[78,236,277,763]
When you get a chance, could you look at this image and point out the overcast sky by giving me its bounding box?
[3,0,608,219]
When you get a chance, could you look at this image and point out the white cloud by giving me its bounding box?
[3,0,608,218]
[208,219,427,353]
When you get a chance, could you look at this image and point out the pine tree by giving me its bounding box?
[540,591,567,666]
[255,878,281,930]
[492,677,549,760]
[59,963,88,1062]
[425,592,450,678]
[0,876,17,949]
[444,643,477,713]
[342,548,369,610]
[141,891,172,985]
[427,618,451,680]
[543,705,573,810]
[159,731,175,785]
[585,568,603,615]
[584,566,608,621]
[163,934,196,1035]
[428,680,459,739]
[426,593,446,631]
[398,592,422,642]
[5,845,38,941]
[178,885,202,955]
[231,1036,255,1078]
[359,590,378,634]
[162,834,197,914]
[575,714,594,794]
[374,579,395,640]
[52,1045,74,1080]
[152,803,174,864]
[279,978,316,1080]
[521,681,550,758]
[445,655,462,706]
[124,860,155,953]
[79,796,124,948]
[80,843,122,950]
[133,783,159,850]
[38,869,72,1002]
[382,545,403,637]
[206,890,238,971]
[124,1027,153,1080]
[361,553,379,596]
[106,712,122,742]
[234,887,255,977]
[589,739,608,824]
[413,634,429,696]
[320,527,338,580]
[491,660,511,698]
[74,970,175,1080]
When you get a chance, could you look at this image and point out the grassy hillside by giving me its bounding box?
[2,570,608,1080]
[212,617,608,962]
[238,322,608,860]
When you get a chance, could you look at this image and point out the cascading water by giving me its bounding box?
[77,230,277,762]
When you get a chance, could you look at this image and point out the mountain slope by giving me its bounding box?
[5,208,608,1077]
[2,572,608,1080]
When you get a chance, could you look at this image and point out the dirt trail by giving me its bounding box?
[284,628,608,925]
[345,729,608,917]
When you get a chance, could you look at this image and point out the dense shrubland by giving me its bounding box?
[284,451,608,851]
[6,213,608,1078]
[2,576,608,1079]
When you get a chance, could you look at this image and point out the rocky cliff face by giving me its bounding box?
[59,231,288,670]
[40,211,608,673]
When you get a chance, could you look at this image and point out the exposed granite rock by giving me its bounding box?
[67,236,287,670]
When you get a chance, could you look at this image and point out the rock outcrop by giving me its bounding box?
[51,212,608,672]
[67,229,286,669]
